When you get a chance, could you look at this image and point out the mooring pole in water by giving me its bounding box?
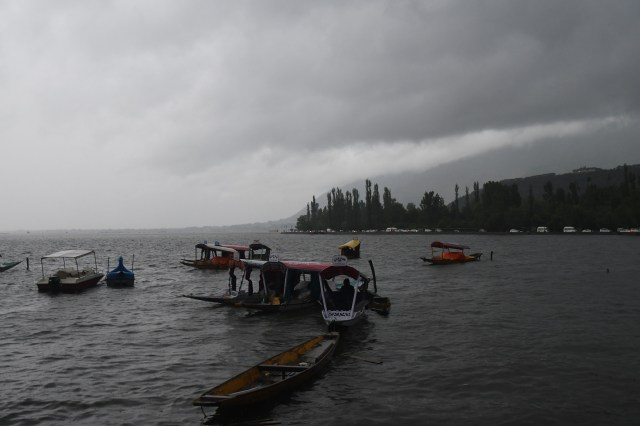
[26,257,29,270]
[490,251,494,261]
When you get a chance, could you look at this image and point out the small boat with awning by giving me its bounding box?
[180,242,248,270]
[318,257,390,328]
[319,257,372,327]
[421,241,482,265]
[248,241,271,260]
[338,239,361,259]
[234,260,321,312]
[36,250,103,292]
[193,332,339,410]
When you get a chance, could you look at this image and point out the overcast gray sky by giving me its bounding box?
[2,1,640,231]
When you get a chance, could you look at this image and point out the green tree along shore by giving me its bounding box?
[296,165,640,232]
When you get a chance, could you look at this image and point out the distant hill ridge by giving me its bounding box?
[196,163,640,232]
[310,163,640,211]
[497,163,640,202]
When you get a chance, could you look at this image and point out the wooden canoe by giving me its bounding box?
[193,332,339,409]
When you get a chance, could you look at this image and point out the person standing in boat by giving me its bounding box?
[244,266,254,295]
[229,266,237,292]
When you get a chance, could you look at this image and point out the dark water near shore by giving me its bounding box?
[1,231,639,425]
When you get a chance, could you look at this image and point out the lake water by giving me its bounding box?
[1,231,639,425]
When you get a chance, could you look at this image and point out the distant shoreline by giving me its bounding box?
[280,230,638,236]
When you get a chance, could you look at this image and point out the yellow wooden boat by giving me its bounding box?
[193,332,339,409]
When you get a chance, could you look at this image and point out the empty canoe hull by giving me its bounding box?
[193,332,339,409]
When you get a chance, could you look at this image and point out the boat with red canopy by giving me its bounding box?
[235,260,326,312]
[421,241,482,265]
[180,242,249,270]
[318,256,374,327]
[241,258,391,320]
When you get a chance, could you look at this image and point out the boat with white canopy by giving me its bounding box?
[36,250,103,292]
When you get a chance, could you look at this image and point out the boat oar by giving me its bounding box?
[342,352,383,365]
[368,259,378,294]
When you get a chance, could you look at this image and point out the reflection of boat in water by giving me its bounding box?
[35,250,103,292]
[420,241,482,265]
[192,332,339,410]
[338,239,361,259]
[106,256,135,287]
[180,242,248,270]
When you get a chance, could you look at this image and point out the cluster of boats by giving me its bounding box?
[188,238,480,413]
[180,238,394,412]
[14,237,478,414]
[31,249,135,292]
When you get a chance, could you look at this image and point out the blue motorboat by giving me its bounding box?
[106,256,135,287]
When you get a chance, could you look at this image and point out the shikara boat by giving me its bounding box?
[180,242,248,270]
[338,239,361,259]
[36,250,103,292]
[106,256,135,287]
[1,259,22,272]
[183,259,266,306]
[420,241,482,265]
[319,257,390,327]
[235,260,327,312]
[193,332,339,410]
[248,241,271,261]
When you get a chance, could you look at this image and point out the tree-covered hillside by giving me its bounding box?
[296,164,640,232]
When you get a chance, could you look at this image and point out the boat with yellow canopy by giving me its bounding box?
[338,239,361,259]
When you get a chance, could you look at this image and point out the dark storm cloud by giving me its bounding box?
[2,0,640,230]
[143,0,640,171]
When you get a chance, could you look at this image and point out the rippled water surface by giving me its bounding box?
[1,231,639,425]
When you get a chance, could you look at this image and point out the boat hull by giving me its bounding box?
[106,277,135,287]
[421,255,481,264]
[193,332,339,409]
[180,258,231,270]
[236,300,318,312]
[36,273,104,292]
[0,261,22,272]
[106,259,135,287]
[182,292,262,306]
[323,309,367,327]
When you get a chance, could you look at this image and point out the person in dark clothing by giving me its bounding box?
[229,266,237,292]
[245,266,253,295]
